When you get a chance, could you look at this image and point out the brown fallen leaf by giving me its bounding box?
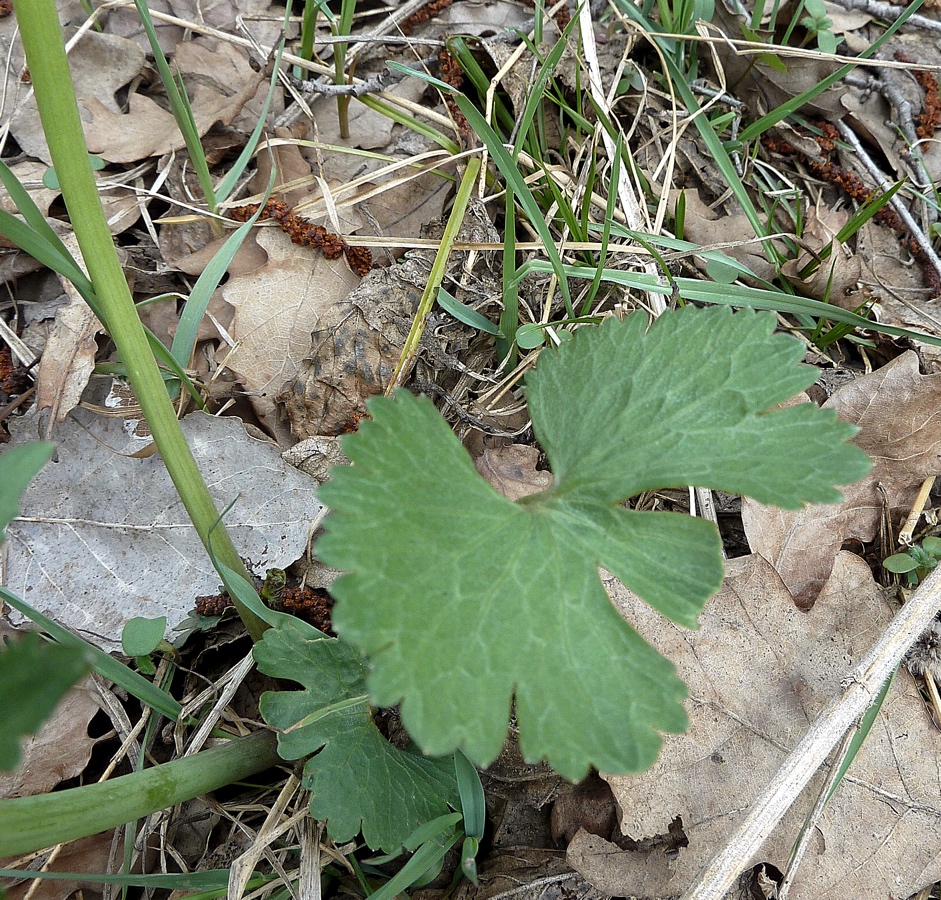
[677,189,778,283]
[10,30,146,164]
[475,444,552,502]
[711,2,847,121]
[83,39,261,163]
[218,227,360,437]
[0,674,101,799]
[743,351,941,606]
[0,832,119,900]
[571,552,941,900]
[34,232,108,432]
[780,206,863,308]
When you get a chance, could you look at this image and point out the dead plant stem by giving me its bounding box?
[681,563,941,900]
[835,120,941,289]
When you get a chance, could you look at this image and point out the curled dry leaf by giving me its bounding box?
[573,553,941,900]
[278,257,425,437]
[83,39,261,164]
[0,832,119,900]
[676,190,778,283]
[780,206,863,308]
[10,30,146,164]
[474,444,552,502]
[0,675,101,799]
[743,351,941,606]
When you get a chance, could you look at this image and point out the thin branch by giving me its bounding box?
[829,0,941,32]
[836,120,941,289]
[681,564,941,900]
[288,53,440,98]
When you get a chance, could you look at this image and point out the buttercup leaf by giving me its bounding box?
[317,307,870,779]
[255,618,457,852]
[527,307,869,507]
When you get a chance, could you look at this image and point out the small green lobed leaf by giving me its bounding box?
[526,306,871,507]
[254,618,457,852]
[316,307,872,779]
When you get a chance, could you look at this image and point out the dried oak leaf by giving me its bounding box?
[83,39,261,163]
[780,206,863,308]
[743,350,941,605]
[474,444,552,501]
[573,552,941,900]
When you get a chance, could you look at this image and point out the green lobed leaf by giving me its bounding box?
[527,307,870,508]
[254,618,458,852]
[316,306,871,779]
[0,633,91,771]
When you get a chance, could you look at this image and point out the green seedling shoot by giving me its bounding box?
[884,537,941,585]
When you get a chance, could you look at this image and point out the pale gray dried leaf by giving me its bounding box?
[4,409,322,651]
[588,552,941,900]
[743,351,941,605]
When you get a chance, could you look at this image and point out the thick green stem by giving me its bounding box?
[14,0,267,642]
[0,731,280,857]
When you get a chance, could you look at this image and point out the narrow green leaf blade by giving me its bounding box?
[254,618,458,852]
[527,307,870,507]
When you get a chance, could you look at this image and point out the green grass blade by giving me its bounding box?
[172,165,277,368]
[0,729,279,857]
[498,187,519,366]
[215,36,287,205]
[826,669,895,804]
[512,21,579,157]
[608,2,772,250]
[392,155,483,385]
[519,257,941,348]
[365,829,462,900]
[675,277,941,347]
[582,136,622,314]
[0,159,75,259]
[358,94,461,155]
[451,95,572,315]
[132,0,216,212]
[385,61,573,315]
[0,207,95,301]
[454,749,485,839]
[437,287,501,336]
[0,869,274,890]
